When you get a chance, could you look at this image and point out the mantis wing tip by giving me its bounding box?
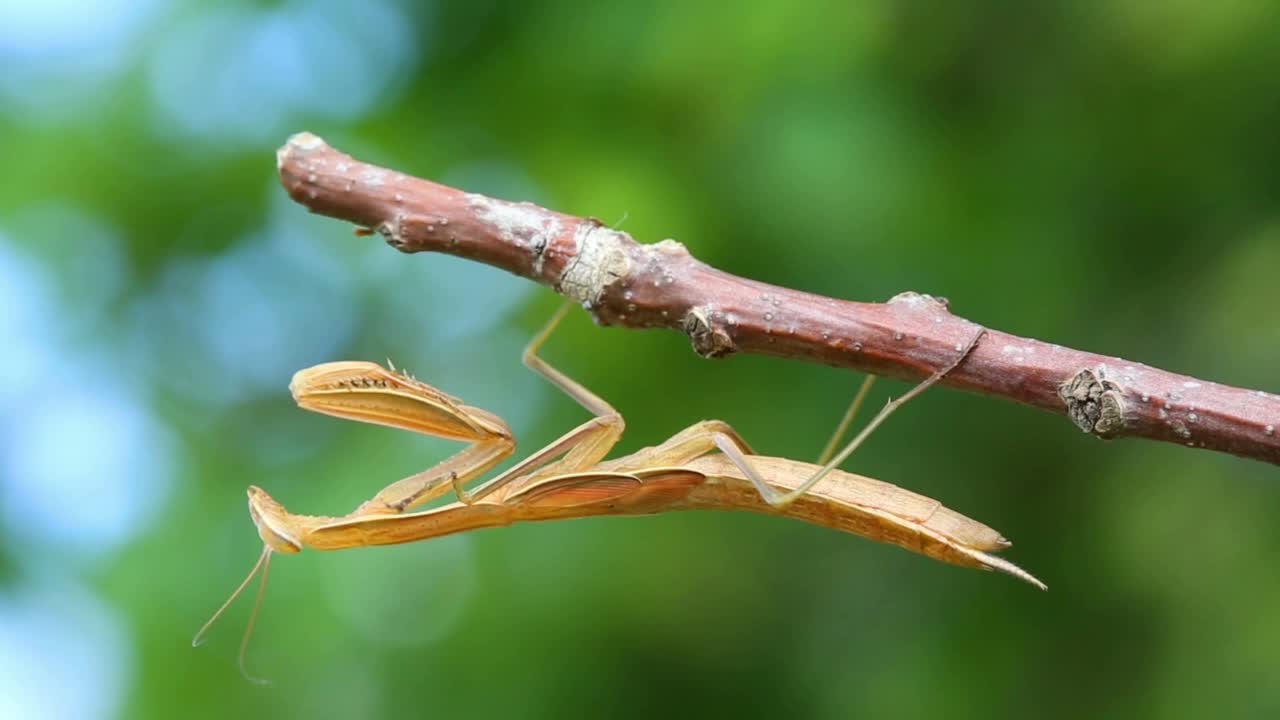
[971,549,1047,591]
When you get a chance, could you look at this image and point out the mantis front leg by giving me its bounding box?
[289,361,516,513]
[290,302,625,512]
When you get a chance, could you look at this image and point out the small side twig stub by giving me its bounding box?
[1059,367,1128,438]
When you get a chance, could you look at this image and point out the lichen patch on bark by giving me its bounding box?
[558,222,632,307]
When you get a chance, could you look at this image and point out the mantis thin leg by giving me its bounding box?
[714,327,986,508]
[593,419,755,474]
[816,375,876,466]
[450,301,625,503]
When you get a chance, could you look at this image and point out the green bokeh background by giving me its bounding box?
[2,2,1278,718]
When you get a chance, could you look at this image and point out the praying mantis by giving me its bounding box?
[196,303,1043,681]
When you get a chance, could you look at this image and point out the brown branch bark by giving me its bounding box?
[276,132,1280,466]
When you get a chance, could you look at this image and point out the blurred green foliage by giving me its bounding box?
[1,1,1278,718]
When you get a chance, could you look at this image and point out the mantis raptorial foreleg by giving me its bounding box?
[291,302,625,514]
[714,327,986,508]
[289,360,516,514]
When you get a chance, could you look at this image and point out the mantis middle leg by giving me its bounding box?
[716,327,987,508]
[599,327,985,508]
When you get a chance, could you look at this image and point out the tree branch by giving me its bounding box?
[276,132,1280,466]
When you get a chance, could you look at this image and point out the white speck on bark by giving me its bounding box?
[889,291,929,307]
[288,132,324,150]
[652,238,688,256]
[466,194,566,276]
[279,132,325,169]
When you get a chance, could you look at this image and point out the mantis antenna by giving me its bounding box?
[192,546,274,685]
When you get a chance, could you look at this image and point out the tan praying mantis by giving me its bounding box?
[195,303,1044,681]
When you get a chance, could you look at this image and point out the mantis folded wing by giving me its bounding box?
[197,304,1043,681]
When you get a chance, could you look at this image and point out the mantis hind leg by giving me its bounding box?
[816,375,876,465]
[594,419,754,474]
[715,327,987,508]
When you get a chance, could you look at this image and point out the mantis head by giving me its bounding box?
[192,486,305,684]
[247,485,304,554]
